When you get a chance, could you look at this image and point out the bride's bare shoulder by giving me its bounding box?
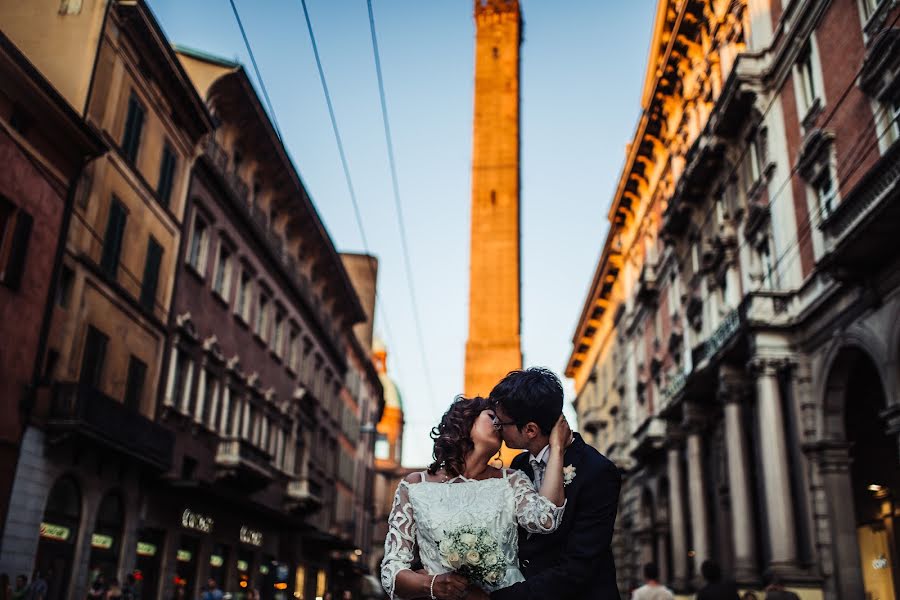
[402,471,427,484]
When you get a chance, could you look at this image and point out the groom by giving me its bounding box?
[476,367,621,600]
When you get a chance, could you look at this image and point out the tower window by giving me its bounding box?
[490,190,497,205]
[492,47,499,59]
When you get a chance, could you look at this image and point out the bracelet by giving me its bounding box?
[429,574,438,599]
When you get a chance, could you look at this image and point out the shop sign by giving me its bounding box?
[136,542,157,557]
[176,550,193,563]
[39,522,70,542]
[873,555,889,570]
[181,508,214,533]
[237,560,249,572]
[239,525,263,547]
[90,534,114,549]
[210,554,224,568]
[259,564,270,575]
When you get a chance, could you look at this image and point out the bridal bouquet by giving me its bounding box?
[438,525,507,588]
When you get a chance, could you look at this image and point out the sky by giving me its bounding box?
[147,0,657,467]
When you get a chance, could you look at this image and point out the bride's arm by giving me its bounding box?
[537,415,571,507]
[381,476,468,600]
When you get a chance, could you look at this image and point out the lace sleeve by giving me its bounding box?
[381,479,418,599]
[508,469,566,534]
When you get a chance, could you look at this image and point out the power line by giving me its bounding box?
[297,0,433,406]
[228,0,283,141]
[227,0,408,394]
[366,0,437,409]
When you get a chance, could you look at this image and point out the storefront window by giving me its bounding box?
[235,549,255,600]
[134,528,164,600]
[209,543,230,591]
[35,477,81,600]
[315,569,327,600]
[294,566,306,600]
[88,492,124,582]
[175,535,200,595]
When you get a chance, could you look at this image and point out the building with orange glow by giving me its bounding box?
[567,1,900,599]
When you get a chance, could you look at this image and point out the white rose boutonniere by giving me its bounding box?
[563,464,576,487]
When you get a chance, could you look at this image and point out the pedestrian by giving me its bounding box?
[341,591,352,600]
[200,578,223,600]
[105,578,123,600]
[121,574,138,600]
[28,571,47,600]
[1,574,11,600]
[87,574,107,599]
[10,576,28,600]
[247,590,260,600]
[763,573,800,600]
[696,560,740,600]
[741,593,759,600]
[631,563,673,600]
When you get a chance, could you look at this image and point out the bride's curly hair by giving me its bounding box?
[427,395,493,478]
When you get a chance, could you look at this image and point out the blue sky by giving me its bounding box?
[147,0,657,467]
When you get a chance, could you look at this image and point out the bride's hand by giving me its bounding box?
[549,414,572,450]
[429,572,469,600]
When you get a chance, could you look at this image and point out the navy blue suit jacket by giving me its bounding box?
[490,433,621,600]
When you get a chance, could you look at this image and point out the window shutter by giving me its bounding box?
[100,198,127,279]
[79,325,109,389]
[157,144,177,207]
[3,210,33,289]
[140,237,163,312]
[122,95,145,164]
[123,356,147,412]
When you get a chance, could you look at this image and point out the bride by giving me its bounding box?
[381,395,570,599]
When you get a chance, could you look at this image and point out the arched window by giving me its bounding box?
[36,476,82,600]
[88,491,125,581]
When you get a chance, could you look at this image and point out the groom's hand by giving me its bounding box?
[430,573,469,600]
[465,585,490,600]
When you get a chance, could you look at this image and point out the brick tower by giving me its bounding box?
[465,0,522,462]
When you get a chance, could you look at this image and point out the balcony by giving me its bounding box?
[285,476,323,513]
[820,139,900,279]
[691,307,743,369]
[214,437,276,491]
[46,383,173,471]
[636,262,659,305]
[630,417,667,461]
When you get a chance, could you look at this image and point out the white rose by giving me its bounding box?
[483,553,498,567]
[447,551,462,569]
[460,533,477,547]
[486,571,500,584]
[465,550,481,565]
[439,539,453,555]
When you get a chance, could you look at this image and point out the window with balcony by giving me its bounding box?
[0,196,32,290]
[100,197,127,280]
[121,93,145,165]
[156,142,178,207]
[255,292,270,340]
[760,240,778,290]
[187,214,209,275]
[56,265,74,308]
[123,356,147,412]
[79,325,109,389]
[139,237,163,313]
[212,243,233,300]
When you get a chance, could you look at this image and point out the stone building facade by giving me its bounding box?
[0,3,385,599]
[566,1,900,599]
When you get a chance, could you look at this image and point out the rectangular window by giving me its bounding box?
[100,197,127,280]
[287,327,299,371]
[0,196,33,290]
[187,214,209,275]
[272,309,285,356]
[140,237,163,312]
[797,43,818,115]
[123,355,147,412]
[202,371,216,425]
[56,265,75,308]
[79,325,109,389]
[256,292,270,339]
[814,166,836,220]
[156,143,178,207]
[236,270,252,321]
[121,93,146,165]
[213,243,232,299]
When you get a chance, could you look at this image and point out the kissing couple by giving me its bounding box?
[381,367,622,600]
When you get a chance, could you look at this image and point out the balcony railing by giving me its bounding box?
[47,383,173,470]
[285,476,323,512]
[215,437,276,490]
[692,307,742,368]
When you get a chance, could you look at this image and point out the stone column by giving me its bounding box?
[655,524,670,584]
[751,357,798,568]
[686,421,710,575]
[806,440,865,599]
[163,345,179,407]
[719,366,757,582]
[194,367,206,423]
[219,386,231,435]
[666,430,689,591]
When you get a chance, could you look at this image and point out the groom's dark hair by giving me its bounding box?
[490,367,563,435]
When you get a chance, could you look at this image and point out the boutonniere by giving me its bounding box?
[563,464,576,487]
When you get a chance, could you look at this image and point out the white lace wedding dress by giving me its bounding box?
[381,468,566,599]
